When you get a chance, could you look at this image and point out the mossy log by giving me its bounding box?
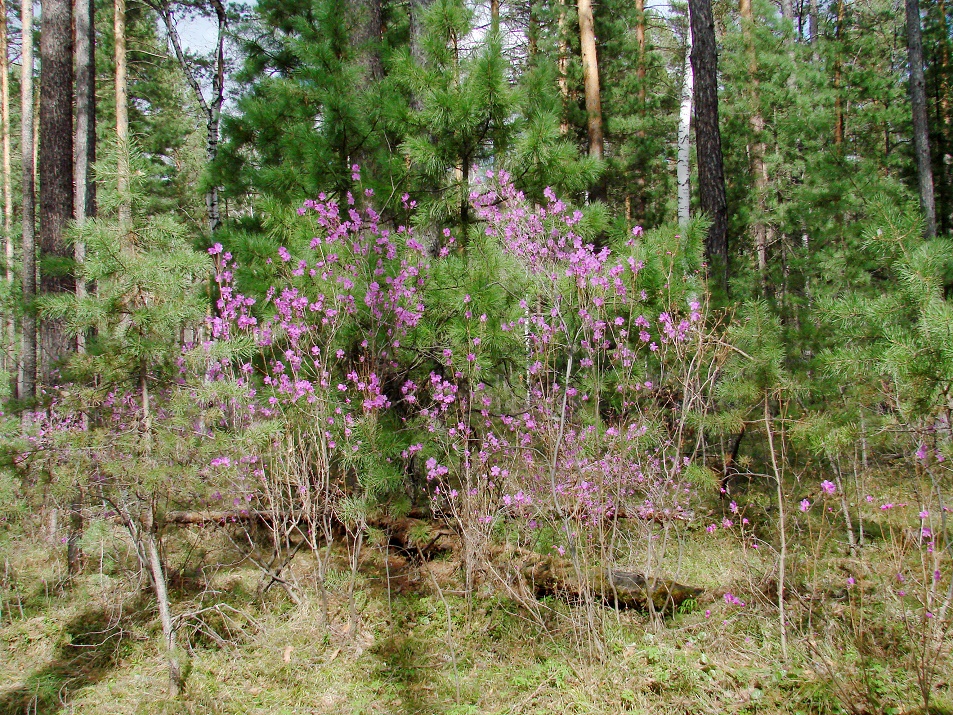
[164,509,457,557]
[515,549,703,614]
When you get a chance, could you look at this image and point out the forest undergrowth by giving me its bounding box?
[1,172,952,715]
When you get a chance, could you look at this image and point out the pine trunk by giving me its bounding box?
[907,0,937,237]
[833,0,844,146]
[577,0,604,201]
[688,0,728,287]
[677,8,693,227]
[635,0,646,103]
[354,0,383,80]
[2,3,12,377]
[809,0,819,44]
[39,0,76,380]
[74,0,95,350]
[20,0,35,399]
[115,0,131,230]
[740,0,770,292]
[557,0,569,134]
[937,0,951,234]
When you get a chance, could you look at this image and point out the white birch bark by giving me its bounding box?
[677,11,693,227]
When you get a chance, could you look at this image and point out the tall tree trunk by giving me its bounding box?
[936,0,951,234]
[115,0,131,230]
[809,0,819,44]
[2,2,12,378]
[740,0,770,293]
[907,0,937,237]
[409,0,435,111]
[490,0,500,34]
[635,0,646,104]
[348,0,383,80]
[20,0,35,399]
[833,0,844,146]
[528,1,538,59]
[557,0,569,134]
[39,0,75,380]
[689,0,728,288]
[157,0,225,234]
[74,0,95,349]
[677,8,693,227]
[577,0,604,200]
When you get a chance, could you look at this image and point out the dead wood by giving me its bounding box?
[511,546,704,614]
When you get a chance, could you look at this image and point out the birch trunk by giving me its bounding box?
[906,0,937,237]
[143,522,185,696]
[677,9,693,227]
[158,0,226,234]
[557,0,569,134]
[20,0,36,399]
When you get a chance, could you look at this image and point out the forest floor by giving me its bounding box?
[1,509,951,715]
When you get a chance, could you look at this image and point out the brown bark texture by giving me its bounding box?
[577,0,604,162]
[906,0,938,237]
[740,0,770,291]
[20,0,36,399]
[689,0,728,286]
[39,0,76,379]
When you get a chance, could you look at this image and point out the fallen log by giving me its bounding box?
[162,510,703,612]
[163,509,458,558]
[514,548,704,614]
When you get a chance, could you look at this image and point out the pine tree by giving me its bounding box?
[689,0,728,288]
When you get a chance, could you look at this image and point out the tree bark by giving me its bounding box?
[689,0,728,287]
[2,2,12,378]
[577,0,603,162]
[156,0,225,234]
[74,0,95,352]
[577,0,605,202]
[677,7,693,227]
[907,0,937,237]
[20,0,36,399]
[143,522,185,696]
[833,0,844,146]
[635,0,646,104]
[740,0,770,292]
[115,0,131,230]
[809,0,819,44]
[557,0,569,134]
[39,0,75,380]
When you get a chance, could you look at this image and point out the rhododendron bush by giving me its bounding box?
[14,172,729,593]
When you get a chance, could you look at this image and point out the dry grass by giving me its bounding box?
[1,511,951,715]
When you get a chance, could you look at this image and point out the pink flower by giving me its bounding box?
[820,480,836,495]
[799,499,811,512]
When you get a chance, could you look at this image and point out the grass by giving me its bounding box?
[0,508,951,715]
